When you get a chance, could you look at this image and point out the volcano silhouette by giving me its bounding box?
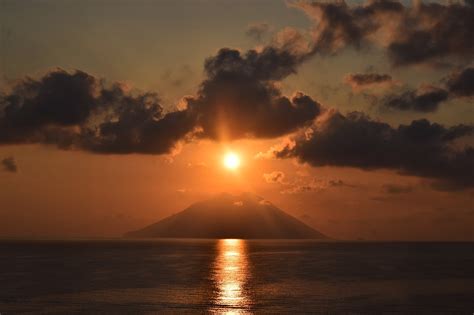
[125,193,327,239]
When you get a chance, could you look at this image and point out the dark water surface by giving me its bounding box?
[1,240,473,314]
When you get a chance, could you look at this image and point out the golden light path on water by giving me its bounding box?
[210,239,251,314]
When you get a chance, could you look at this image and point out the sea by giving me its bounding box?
[1,239,473,314]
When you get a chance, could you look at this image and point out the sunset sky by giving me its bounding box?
[0,0,473,240]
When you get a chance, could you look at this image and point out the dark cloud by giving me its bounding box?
[383,86,449,112]
[0,2,471,158]
[185,48,321,140]
[271,111,474,189]
[381,67,474,112]
[0,70,97,144]
[0,69,196,154]
[297,1,474,66]
[345,73,392,85]
[84,104,197,154]
[0,46,322,151]
[297,0,403,54]
[245,22,271,42]
[202,47,306,82]
[344,73,394,90]
[1,157,17,173]
[387,3,474,66]
[445,67,474,97]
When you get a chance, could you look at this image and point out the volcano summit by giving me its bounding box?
[125,193,327,239]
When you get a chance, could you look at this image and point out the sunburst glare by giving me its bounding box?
[223,152,241,170]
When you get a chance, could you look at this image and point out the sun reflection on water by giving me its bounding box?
[210,239,251,314]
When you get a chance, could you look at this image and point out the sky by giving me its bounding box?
[0,0,473,240]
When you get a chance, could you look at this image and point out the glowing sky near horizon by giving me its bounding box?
[0,0,473,241]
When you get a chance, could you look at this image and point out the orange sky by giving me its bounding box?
[1,140,472,240]
[0,0,473,240]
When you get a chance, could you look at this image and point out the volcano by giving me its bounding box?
[125,193,327,239]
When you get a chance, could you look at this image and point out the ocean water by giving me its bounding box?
[1,240,473,314]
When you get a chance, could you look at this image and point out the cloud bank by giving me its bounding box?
[269,111,473,189]
[297,0,474,66]
[0,69,197,154]
[381,67,474,112]
[185,47,321,140]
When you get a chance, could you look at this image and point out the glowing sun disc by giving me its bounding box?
[223,152,240,170]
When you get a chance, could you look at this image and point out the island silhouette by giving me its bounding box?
[125,193,327,239]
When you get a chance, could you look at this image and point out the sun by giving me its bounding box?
[223,152,241,170]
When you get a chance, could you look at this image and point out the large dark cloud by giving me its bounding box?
[298,0,404,54]
[381,67,474,112]
[82,92,197,154]
[387,3,474,66]
[202,47,307,82]
[297,0,474,66]
[0,69,197,154]
[184,47,321,140]
[271,111,474,189]
[0,70,97,144]
[0,47,322,151]
[445,67,474,97]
